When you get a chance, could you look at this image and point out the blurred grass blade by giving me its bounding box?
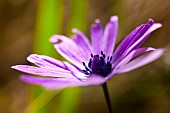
[66,0,88,33]
[22,90,61,113]
[28,0,64,113]
[59,0,88,113]
[34,0,64,56]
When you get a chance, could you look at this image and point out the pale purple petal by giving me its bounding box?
[112,25,145,62]
[90,19,103,54]
[12,65,76,78]
[116,49,165,74]
[112,19,162,63]
[50,35,90,68]
[114,47,156,69]
[122,22,162,58]
[63,62,88,79]
[102,16,118,56]
[20,75,81,89]
[27,54,69,70]
[20,74,106,90]
[27,54,88,79]
[105,69,117,80]
[71,29,92,55]
[83,74,106,86]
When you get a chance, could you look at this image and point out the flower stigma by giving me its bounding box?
[82,51,113,77]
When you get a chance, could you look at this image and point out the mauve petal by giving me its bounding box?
[63,62,88,79]
[20,74,106,90]
[71,29,92,54]
[102,16,118,56]
[112,24,145,62]
[116,49,165,74]
[50,35,90,68]
[27,54,69,70]
[112,19,161,62]
[122,22,162,58]
[11,65,76,78]
[83,74,106,86]
[114,47,156,69]
[20,75,81,89]
[90,19,103,54]
[105,70,117,80]
[38,55,86,79]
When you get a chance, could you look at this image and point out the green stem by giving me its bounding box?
[102,82,112,113]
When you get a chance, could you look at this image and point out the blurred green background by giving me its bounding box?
[0,0,170,113]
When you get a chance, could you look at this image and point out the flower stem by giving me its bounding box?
[102,82,112,113]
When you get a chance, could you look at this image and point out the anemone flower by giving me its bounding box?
[12,16,164,113]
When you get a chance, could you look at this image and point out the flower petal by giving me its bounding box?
[116,49,165,74]
[71,29,92,54]
[113,19,162,63]
[114,47,156,69]
[90,19,103,54]
[122,22,162,58]
[50,35,90,68]
[102,16,118,56]
[13,54,88,79]
[20,74,106,90]
[27,54,69,70]
[112,25,145,61]
[20,75,81,89]
[63,62,88,79]
[12,65,75,78]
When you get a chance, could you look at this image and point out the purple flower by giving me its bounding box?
[12,16,164,90]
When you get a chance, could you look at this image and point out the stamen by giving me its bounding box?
[82,62,86,66]
[82,52,113,77]
[101,51,105,58]
[103,54,106,58]
[109,56,112,61]
[107,56,110,61]
[100,57,105,65]
[82,70,90,75]
[88,59,92,68]
[101,51,104,55]
[83,62,90,71]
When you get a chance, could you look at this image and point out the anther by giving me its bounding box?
[101,51,105,58]
[82,52,113,77]
[101,51,104,55]
[82,62,91,72]
[109,56,112,61]
[82,62,86,66]
[88,59,92,68]
[107,56,110,60]
[82,70,89,75]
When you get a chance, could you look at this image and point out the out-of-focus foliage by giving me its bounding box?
[0,0,170,113]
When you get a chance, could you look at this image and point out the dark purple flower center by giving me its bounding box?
[82,51,113,77]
